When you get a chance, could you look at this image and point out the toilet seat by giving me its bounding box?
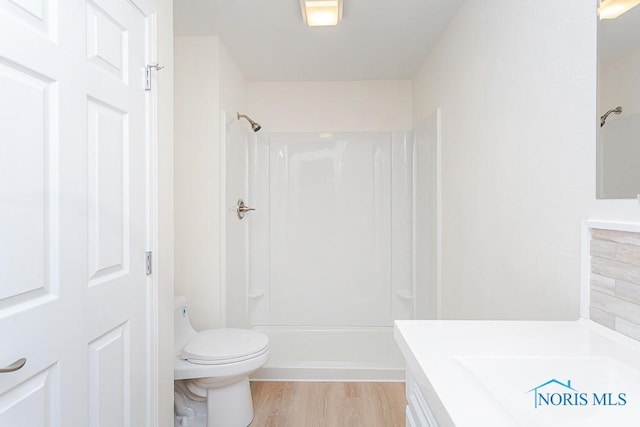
[181,328,269,365]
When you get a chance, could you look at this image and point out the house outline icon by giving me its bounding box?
[526,379,577,409]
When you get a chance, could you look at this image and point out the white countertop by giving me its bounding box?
[394,319,640,426]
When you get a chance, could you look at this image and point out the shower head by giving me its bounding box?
[600,106,622,127]
[237,113,262,132]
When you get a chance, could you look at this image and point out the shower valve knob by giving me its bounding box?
[236,199,255,219]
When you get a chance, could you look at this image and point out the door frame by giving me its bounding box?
[127,0,160,424]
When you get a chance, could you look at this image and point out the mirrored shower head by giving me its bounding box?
[237,113,262,132]
[600,106,622,127]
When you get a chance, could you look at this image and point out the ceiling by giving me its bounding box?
[173,0,464,82]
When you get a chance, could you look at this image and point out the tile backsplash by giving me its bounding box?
[590,228,640,342]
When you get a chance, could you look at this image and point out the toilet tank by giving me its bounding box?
[174,296,198,356]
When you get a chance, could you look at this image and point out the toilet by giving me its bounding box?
[174,296,270,427]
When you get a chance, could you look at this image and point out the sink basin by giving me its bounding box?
[457,356,640,426]
[394,319,640,426]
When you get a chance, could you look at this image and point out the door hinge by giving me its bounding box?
[145,251,152,275]
[145,63,164,91]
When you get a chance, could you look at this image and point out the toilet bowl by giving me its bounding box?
[174,296,270,427]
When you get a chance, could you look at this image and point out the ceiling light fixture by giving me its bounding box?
[598,0,640,19]
[300,0,343,27]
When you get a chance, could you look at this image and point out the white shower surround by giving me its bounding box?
[240,131,416,380]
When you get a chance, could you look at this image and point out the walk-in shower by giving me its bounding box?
[223,116,439,381]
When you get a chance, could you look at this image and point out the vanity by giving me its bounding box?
[394,319,640,426]
[394,221,640,426]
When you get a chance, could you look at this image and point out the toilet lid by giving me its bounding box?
[181,329,269,364]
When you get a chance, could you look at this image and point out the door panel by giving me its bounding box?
[0,0,54,38]
[86,1,128,82]
[88,323,129,427]
[0,366,56,426]
[0,58,56,304]
[87,97,129,285]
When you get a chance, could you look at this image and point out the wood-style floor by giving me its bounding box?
[249,382,406,427]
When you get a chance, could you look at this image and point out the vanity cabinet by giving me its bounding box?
[405,367,438,426]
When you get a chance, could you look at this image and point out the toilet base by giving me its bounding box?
[174,377,255,427]
[207,377,254,427]
[174,399,206,427]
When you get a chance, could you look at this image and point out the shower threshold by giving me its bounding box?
[250,326,405,382]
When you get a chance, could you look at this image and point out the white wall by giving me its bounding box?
[174,37,247,330]
[219,43,249,116]
[413,0,597,320]
[248,80,413,132]
[174,37,221,331]
[219,44,251,328]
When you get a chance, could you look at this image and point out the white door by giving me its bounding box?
[0,0,153,426]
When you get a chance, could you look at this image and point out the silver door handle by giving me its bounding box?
[0,358,26,373]
[236,199,255,220]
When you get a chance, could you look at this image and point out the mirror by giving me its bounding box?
[597,4,640,199]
